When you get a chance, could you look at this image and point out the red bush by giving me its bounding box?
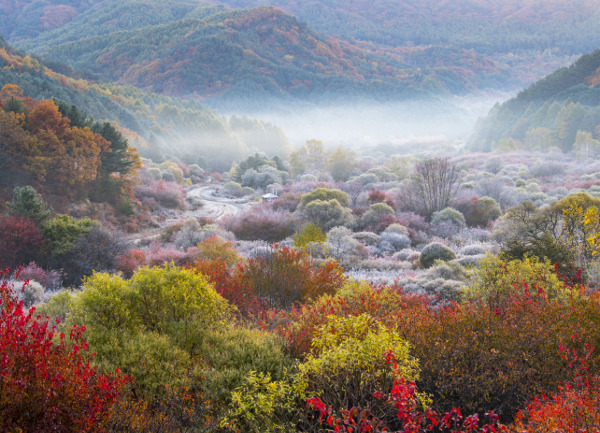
[0,271,127,432]
[308,351,507,433]
[0,216,44,269]
[515,341,600,432]
[115,248,148,278]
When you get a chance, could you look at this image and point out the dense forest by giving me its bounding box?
[469,49,600,153]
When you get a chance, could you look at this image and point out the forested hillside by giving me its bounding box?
[469,49,600,153]
[0,37,291,169]
[8,1,506,102]
[211,0,600,88]
[211,0,600,53]
[6,0,600,104]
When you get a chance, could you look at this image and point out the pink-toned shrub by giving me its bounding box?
[134,181,185,209]
[146,243,189,267]
[15,262,61,291]
[223,206,296,242]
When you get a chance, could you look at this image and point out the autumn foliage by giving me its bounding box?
[0,270,127,432]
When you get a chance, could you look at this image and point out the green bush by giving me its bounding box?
[59,265,232,394]
[299,188,350,208]
[431,207,466,228]
[201,327,293,404]
[42,214,95,256]
[463,254,573,309]
[6,185,52,225]
[293,223,326,249]
[296,314,422,423]
[419,242,456,268]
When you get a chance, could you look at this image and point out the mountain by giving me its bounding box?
[0,37,292,169]
[468,50,600,152]
[4,0,508,104]
[209,0,600,53]
[6,0,600,105]
[209,0,600,89]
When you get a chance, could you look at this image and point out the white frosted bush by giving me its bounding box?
[353,231,381,246]
[383,224,409,236]
[327,226,359,259]
[22,280,45,307]
[454,254,486,267]
[425,261,467,281]
[380,232,411,252]
[459,244,488,256]
[174,218,203,248]
[392,249,418,262]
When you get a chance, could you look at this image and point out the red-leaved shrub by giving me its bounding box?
[0,271,127,432]
[0,216,44,269]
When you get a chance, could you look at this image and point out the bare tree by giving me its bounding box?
[406,158,461,218]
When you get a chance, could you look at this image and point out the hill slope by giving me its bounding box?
[0,37,291,169]
[468,50,600,152]
[6,0,507,103]
[211,0,600,53]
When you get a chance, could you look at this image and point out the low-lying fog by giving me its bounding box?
[219,95,508,150]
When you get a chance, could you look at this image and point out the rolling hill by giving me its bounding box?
[468,50,600,152]
[4,0,509,104]
[0,37,292,169]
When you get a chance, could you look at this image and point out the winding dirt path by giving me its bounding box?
[127,184,253,244]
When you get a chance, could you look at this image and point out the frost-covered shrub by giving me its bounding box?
[174,218,204,248]
[186,195,203,209]
[460,196,502,227]
[189,164,205,177]
[484,157,503,174]
[393,249,419,262]
[147,243,189,267]
[148,167,162,181]
[382,224,409,236]
[420,278,463,301]
[300,174,318,182]
[327,226,359,259]
[224,181,243,197]
[454,254,486,267]
[420,242,456,268]
[425,260,467,281]
[365,167,398,182]
[199,224,235,242]
[22,280,45,307]
[241,187,255,196]
[160,161,184,184]
[298,199,354,231]
[454,227,491,244]
[355,173,379,186]
[395,212,430,242]
[459,244,488,256]
[353,231,381,246]
[529,161,567,178]
[241,166,287,190]
[224,207,295,242]
[431,207,466,228]
[161,171,176,182]
[380,231,411,252]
